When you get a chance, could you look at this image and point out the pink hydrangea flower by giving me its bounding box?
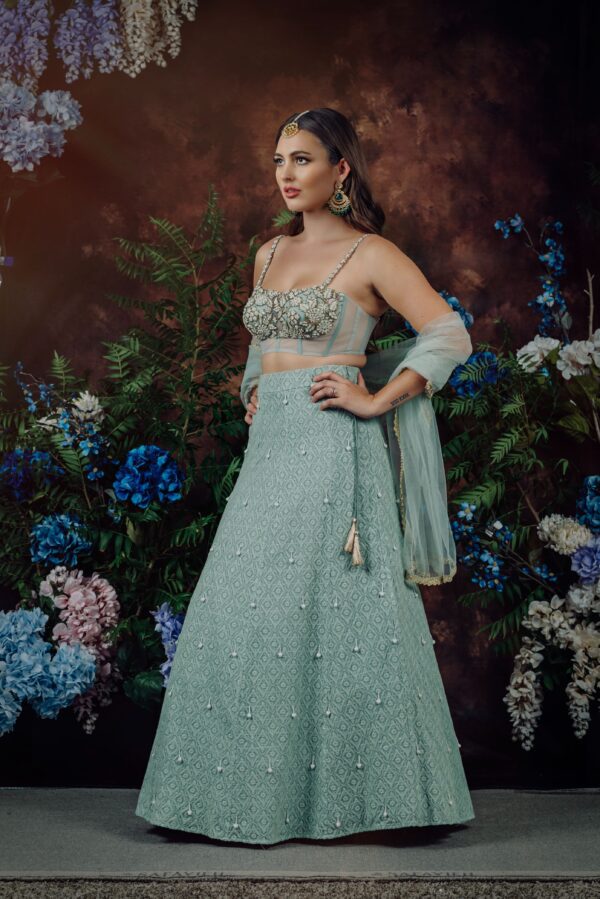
[39,566,122,733]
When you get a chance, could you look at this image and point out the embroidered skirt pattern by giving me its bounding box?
[135,363,475,843]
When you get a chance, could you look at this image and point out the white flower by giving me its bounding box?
[71,390,105,424]
[523,595,576,645]
[565,656,597,738]
[536,513,593,555]
[507,557,600,746]
[565,582,599,614]
[568,622,600,659]
[590,328,600,368]
[119,0,199,78]
[519,637,545,668]
[503,652,545,751]
[516,335,561,372]
[556,339,595,379]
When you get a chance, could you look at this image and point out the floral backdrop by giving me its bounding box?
[0,0,599,785]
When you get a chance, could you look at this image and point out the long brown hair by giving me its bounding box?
[275,108,385,237]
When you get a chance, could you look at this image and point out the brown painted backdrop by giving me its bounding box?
[1,0,599,787]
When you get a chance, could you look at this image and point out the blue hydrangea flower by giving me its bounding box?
[29,642,96,720]
[449,350,506,398]
[29,512,92,567]
[0,605,47,649]
[0,608,96,737]
[0,684,21,738]
[112,445,184,510]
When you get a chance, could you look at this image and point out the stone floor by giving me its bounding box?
[0,787,598,897]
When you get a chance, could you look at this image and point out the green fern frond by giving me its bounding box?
[499,393,526,416]
[447,460,472,481]
[456,478,505,509]
[49,352,79,393]
[490,428,522,463]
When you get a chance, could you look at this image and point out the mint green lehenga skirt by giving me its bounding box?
[135,364,475,844]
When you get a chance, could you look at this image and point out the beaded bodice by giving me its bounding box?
[242,234,380,356]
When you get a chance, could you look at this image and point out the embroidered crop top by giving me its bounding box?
[242,233,381,356]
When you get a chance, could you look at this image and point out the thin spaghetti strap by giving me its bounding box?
[320,233,370,288]
[255,235,285,289]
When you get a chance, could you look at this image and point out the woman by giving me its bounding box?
[135,107,475,844]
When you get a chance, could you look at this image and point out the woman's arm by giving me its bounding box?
[240,337,261,413]
[364,237,457,415]
[240,239,274,422]
[371,367,432,415]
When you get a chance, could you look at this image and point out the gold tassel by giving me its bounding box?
[343,516,364,566]
[351,523,364,566]
[344,517,357,553]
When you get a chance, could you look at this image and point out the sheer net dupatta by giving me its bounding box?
[362,310,473,586]
[240,337,262,410]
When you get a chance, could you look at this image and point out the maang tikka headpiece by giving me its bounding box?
[281,107,352,218]
[282,109,311,138]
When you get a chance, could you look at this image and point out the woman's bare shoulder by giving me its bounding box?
[362,234,423,285]
[364,233,410,261]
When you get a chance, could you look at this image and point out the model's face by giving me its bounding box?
[273,129,349,212]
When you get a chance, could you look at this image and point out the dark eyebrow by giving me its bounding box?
[273,150,313,157]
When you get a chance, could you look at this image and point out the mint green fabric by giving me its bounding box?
[241,309,473,586]
[362,310,473,585]
[136,364,475,844]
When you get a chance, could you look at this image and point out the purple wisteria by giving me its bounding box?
[53,0,123,83]
[0,0,51,92]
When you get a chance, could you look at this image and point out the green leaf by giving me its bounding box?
[555,412,590,440]
[122,670,164,709]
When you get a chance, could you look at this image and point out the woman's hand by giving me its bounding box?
[309,371,380,419]
[244,385,259,425]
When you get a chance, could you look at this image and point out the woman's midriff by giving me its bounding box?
[260,351,366,373]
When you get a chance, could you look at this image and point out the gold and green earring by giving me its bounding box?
[327,180,352,216]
